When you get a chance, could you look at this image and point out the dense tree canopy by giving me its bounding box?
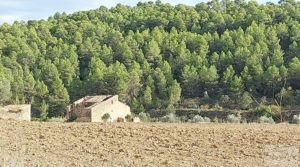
[1,0,300,117]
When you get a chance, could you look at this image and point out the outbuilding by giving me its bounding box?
[67,95,131,122]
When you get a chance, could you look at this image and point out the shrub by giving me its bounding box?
[47,117,67,122]
[212,104,223,111]
[102,113,110,122]
[259,116,275,124]
[212,117,219,123]
[255,105,271,115]
[160,113,181,123]
[291,115,300,124]
[204,117,211,122]
[255,105,281,118]
[199,104,210,110]
[238,92,253,109]
[190,115,211,123]
[138,112,150,122]
[260,96,267,105]
[179,116,188,122]
[219,95,230,108]
[188,114,195,120]
[191,115,204,123]
[125,114,133,122]
[226,114,240,123]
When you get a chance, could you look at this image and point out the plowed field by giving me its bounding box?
[0,120,299,167]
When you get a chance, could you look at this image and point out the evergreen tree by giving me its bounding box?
[143,86,152,108]
[0,76,12,105]
[23,67,36,103]
[168,80,181,107]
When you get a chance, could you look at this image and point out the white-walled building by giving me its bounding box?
[67,95,130,122]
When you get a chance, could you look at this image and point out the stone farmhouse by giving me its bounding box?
[67,95,131,122]
[0,104,31,121]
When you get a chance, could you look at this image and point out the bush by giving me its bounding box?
[190,115,211,123]
[191,115,204,123]
[188,114,195,119]
[226,114,240,123]
[138,112,150,122]
[179,116,188,122]
[259,116,275,124]
[238,92,253,109]
[255,105,281,118]
[199,104,210,110]
[291,115,300,124]
[255,105,270,115]
[47,117,67,122]
[204,117,211,122]
[212,104,223,111]
[160,113,181,123]
[125,114,133,122]
[212,117,219,123]
[220,95,230,108]
[102,113,110,122]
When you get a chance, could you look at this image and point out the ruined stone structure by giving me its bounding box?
[67,95,131,122]
[0,105,31,121]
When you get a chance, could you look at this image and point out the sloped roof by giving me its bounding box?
[85,95,117,109]
[85,95,111,103]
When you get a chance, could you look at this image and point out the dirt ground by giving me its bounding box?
[0,120,299,167]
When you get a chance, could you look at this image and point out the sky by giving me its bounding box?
[0,0,278,24]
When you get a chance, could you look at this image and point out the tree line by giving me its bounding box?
[0,0,300,118]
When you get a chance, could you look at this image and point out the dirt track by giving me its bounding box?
[0,120,300,167]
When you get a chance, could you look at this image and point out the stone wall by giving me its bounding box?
[0,105,31,121]
[67,97,90,120]
[75,109,92,122]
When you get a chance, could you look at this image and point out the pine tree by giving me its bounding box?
[168,80,181,107]
[0,76,12,105]
[23,67,36,103]
[143,86,152,108]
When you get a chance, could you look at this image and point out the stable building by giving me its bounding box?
[67,95,131,122]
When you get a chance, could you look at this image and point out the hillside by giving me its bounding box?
[0,0,300,118]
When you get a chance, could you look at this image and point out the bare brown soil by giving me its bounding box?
[0,120,300,167]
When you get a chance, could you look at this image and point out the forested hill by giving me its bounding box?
[0,0,300,118]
